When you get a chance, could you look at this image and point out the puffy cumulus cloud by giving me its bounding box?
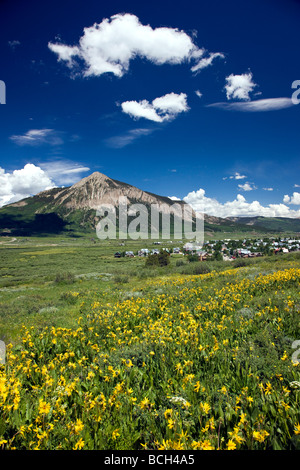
[48,13,224,78]
[183,188,300,218]
[283,192,300,205]
[0,164,56,207]
[238,182,257,191]
[121,92,189,122]
[207,97,294,112]
[10,129,63,146]
[224,72,257,101]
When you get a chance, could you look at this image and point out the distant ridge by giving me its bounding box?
[0,171,300,236]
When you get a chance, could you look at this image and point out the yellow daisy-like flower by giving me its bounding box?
[201,439,214,450]
[194,381,201,392]
[74,419,84,434]
[139,397,150,410]
[112,429,120,440]
[164,408,173,420]
[253,430,269,443]
[167,418,175,430]
[200,402,211,415]
[38,399,51,415]
[294,423,300,435]
[73,438,85,450]
[227,439,237,450]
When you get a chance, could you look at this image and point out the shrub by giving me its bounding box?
[114,275,129,284]
[54,272,75,284]
[145,250,170,267]
[233,259,248,268]
[187,254,199,262]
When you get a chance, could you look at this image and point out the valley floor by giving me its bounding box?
[0,236,299,449]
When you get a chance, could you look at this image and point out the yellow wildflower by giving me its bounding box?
[73,438,85,450]
[38,399,51,415]
[200,402,211,415]
[74,419,84,434]
[227,439,236,450]
[294,423,300,435]
[112,429,120,440]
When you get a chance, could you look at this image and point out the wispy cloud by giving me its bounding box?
[8,40,21,49]
[207,97,294,112]
[105,128,157,148]
[10,129,63,146]
[231,172,247,180]
[223,172,247,181]
[191,52,225,74]
[38,160,90,185]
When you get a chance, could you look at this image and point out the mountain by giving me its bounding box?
[227,216,300,233]
[0,172,189,236]
[0,171,299,237]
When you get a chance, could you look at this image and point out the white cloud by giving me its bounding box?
[207,97,294,112]
[10,129,63,146]
[105,128,156,148]
[121,100,164,122]
[168,196,181,201]
[48,13,223,78]
[8,40,21,49]
[191,52,225,73]
[225,72,257,101]
[263,187,274,191]
[195,90,203,98]
[283,192,300,205]
[294,184,300,188]
[38,160,90,185]
[238,182,257,191]
[121,92,189,122]
[229,172,247,180]
[183,188,300,218]
[0,164,56,207]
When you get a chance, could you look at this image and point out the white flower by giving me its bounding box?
[289,381,300,389]
[169,396,187,405]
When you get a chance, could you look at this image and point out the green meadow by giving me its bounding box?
[0,234,299,450]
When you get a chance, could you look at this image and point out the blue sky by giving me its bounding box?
[1,0,300,217]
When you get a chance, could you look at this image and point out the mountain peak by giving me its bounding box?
[71,171,111,188]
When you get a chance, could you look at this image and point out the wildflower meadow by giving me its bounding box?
[0,262,300,450]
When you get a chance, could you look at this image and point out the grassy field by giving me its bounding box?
[0,235,300,450]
